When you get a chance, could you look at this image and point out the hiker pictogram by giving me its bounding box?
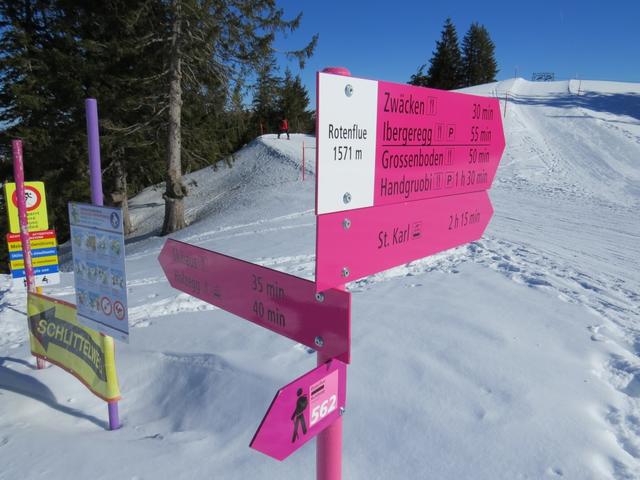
[291,388,308,442]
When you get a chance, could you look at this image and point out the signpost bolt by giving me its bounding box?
[344,84,353,97]
[315,336,325,348]
[315,292,325,303]
[342,192,352,204]
[339,407,345,416]
[341,267,350,278]
[342,218,351,230]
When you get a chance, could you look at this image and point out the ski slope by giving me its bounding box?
[1,78,640,479]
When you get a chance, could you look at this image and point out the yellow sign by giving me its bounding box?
[4,181,49,233]
[6,230,57,252]
[28,293,121,402]
[10,255,59,271]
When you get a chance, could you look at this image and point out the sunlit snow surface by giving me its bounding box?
[1,79,639,479]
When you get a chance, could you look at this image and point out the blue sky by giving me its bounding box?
[274,0,640,98]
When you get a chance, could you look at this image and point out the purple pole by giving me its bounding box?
[85,99,104,206]
[85,98,121,430]
[108,402,119,429]
[12,140,46,370]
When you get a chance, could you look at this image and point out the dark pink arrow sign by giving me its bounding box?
[158,239,351,362]
[316,190,494,292]
[251,359,347,461]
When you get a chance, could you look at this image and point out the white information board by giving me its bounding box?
[316,72,378,214]
[69,202,129,342]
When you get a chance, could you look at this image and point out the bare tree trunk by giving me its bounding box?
[162,0,187,235]
[111,154,133,235]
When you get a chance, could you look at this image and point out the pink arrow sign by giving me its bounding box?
[158,239,351,362]
[316,72,505,214]
[251,359,347,461]
[316,190,494,292]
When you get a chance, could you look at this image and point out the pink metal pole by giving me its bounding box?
[316,351,343,480]
[12,140,35,291]
[315,67,352,480]
[12,140,46,370]
[302,141,305,182]
[85,98,121,430]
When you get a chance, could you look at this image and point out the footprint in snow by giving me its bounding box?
[547,467,564,477]
[523,276,552,287]
[588,325,606,342]
[497,261,521,273]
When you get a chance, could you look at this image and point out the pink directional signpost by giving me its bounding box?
[315,70,505,291]
[158,239,351,362]
[158,67,505,480]
[158,239,352,472]
[251,359,347,460]
[316,191,494,291]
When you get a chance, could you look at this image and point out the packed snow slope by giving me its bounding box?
[1,79,639,480]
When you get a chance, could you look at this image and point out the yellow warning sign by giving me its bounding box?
[4,182,49,233]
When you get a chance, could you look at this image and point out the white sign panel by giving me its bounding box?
[316,72,378,214]
[14,271,61,288]
[69,202,129,343]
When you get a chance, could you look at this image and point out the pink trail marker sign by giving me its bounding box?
[316,190,494,292]
[316,72,505,215]
[158,239,351,363]
[251,359,347,461]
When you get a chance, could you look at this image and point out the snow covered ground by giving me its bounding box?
[1,78,639,479]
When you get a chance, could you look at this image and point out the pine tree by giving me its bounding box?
[0,1,93,238]
[0,1,316,240]
[0,150,11,273]
[159,0,317,234]
[278,69,313,133]
[461,23,499,87]
[408,65,429,88]
[0,1,168,237]
[425,18,464,90]
[76,1,169,235]
[252,60,282,135]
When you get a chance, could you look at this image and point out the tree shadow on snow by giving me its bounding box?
[0,356,108,429]
[507,91,640,121]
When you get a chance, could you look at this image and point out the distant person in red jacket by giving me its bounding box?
[278,117,290,139]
